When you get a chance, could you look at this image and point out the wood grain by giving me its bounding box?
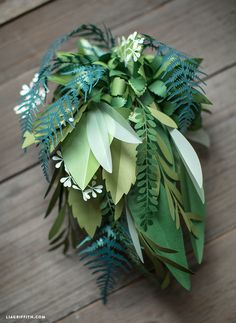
[0,66,235,323]
[0,0,236,181]
[0,0,167,85]
[59,229,236,323]
[0,0,52,25]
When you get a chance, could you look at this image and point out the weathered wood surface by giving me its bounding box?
[0,66,235,322]
[0,0,236,322]
[1,0,236,181]
[59,229,236,323]
[0,0,52,25]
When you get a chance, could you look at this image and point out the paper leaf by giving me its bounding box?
[103,139,137,204]
[148,80,167,98]
[129,184,191,289]
[111,77,126,96]
[180,163,206,263]
[111,96,127,108]
[186,128,210,148]
[22,131,36,149]
[86,108,112,173]
[149,107,177,128]
[169,128,204,202]
[62,115,100,190]
[126,206,144,263]
[101,102,142,144]
[48,205,66,240]
[68,189,102,237]
[114,198,124,220]
[128,77,146,96]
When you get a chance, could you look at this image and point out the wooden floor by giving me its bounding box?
[0,0,236,322]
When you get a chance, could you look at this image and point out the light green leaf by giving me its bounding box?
[149,107,177,128]
[86,108,112,173]
[114,198,124,221]
[111,96,127,108]
[111,77,126,96]
[100,102,142,145]
[126,206,144,263]
[48,74,73,86]
[148,80,167,98]
[68,189,102,237]
[128,77,146,96]
[169,128,204,202]
[103,139,137,204]
[186,128,210,148]
[62,115,100,190]
[22,131,37,149]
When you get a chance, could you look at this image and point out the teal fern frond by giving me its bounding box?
[78,225,132,304]
[133,103,160,231]
[143,35,206,132]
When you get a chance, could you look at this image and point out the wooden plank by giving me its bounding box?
[0,67,236,323]
[60,229,236,323]
[0,0,52,25]
[0,0,235,181]
[0,0,166,85]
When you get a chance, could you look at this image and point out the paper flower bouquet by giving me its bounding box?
[15,24,211,303]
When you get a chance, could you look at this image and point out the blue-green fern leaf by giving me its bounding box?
[78,225,132,304]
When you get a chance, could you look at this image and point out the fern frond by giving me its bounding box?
[78,225,132,304]
[143,35,206,132]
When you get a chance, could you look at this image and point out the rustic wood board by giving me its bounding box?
[0,0,52,25]
[1,0,236,181]
[0,0,167,85]
[59,229,236,323]
[0,67,235,322]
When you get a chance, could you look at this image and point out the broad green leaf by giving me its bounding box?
[48,205,66,240]
[100,102,141,144]
[111,96,127,108]
[103,139,137,204]
[186,128,210,148]
[156,132,173,164]
[180,164,206,263]
[129,184,191,290]
[111,77,126,96]
[62,115,100,190]
[22,131,37,149]
[86,108,112,173]
[193,91,213,105]
[128,77,146,96]
[48,74,73,86]
[148,80,167,98]
[149,107,177,128]
[68,189,102,237]
[126,206,144,263]
[169,128,204,202]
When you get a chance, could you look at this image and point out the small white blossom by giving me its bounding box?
[72,176,103,201]
[52,150,63,168]
[114,31,144,65]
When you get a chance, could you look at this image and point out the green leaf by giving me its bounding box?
[149,107,177,128]
[180,163,206,263]
[62,115,100,190]
[68,188,102,237]
[193,91,213,105]
[114,198,124,220]
[22,131,37,149]
[186,128,210,148]
[129,184,191,290]
[103,139,137,204]
[87,107,112,173]
[48,205,66,240]
[111,77,126,96]
[111,96,127,108]
[45,180,61,218]
[128,77,146,96]
[156,133,173,165]
[48,74,73,86]
[148,80,167,98]
[126,206,144,263]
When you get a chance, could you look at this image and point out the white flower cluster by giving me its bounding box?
[52,151,103,201]
[114,31,145,66]
[14,73,48,117]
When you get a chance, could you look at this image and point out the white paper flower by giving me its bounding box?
[114,31,144,65]
[72,177,103,201]
[60,175,72,187]
[52,150,63,168]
